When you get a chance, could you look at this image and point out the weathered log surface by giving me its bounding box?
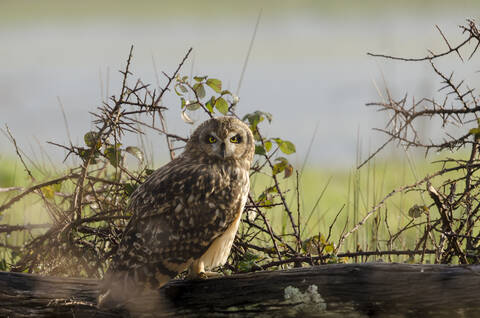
[1,263,479,317]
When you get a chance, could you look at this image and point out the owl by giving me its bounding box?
[98,116,254,309]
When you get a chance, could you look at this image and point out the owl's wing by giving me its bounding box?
[107,158,244,287]
[128,158,219,220]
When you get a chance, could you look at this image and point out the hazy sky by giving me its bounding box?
[1,1,479,168]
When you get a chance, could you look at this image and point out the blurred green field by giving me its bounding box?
[2,0,479,24]
[1,149,454,267]
[0,158,51,254]
[249,154,430,259]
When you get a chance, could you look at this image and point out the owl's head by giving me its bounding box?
[185,116,254,165]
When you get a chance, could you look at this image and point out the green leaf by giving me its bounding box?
[469,128,480,135]
[220,89,232,96]
[243,113,261,128]
[194,76,207,82]
[53,181,62,192]
[264,140,272,152]
[279,140,296,154]
[251,126,260,141]
[186,102,202,111]
[257,186,278,208]
[123,183,137,196]
[84,131,101,149]
[105,145,122,167]
[205,99,214,114]
[174,84,188,96]
[174,86,181,96]
[193,83,206,99]
[181,97,186,109]
[242,111,273,130]
[237,252,261,273]
[257,186,276,199]
[41,181,62,199]
[302,234,335,255]
[78,148,88,160]
[302,235,321,254]
[272,157,289,175]
[126,146,144,162]
[40,185,55,199]
[78,147,99,164]
[206,78,222,93]
[215,97,229,115]
[0,259,7,271]
[255,145,266,155]
[324,243,334,254]
[469,127,480,139]
[272,164,283,175]
[274,138,296,154]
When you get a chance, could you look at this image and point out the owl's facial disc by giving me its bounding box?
[223,131,243,159]
[203,131,244,159]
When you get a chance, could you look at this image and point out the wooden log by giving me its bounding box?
[1,263,479,317]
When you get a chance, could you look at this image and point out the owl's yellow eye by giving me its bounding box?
[230,135,241,143]
[208,136,217,144]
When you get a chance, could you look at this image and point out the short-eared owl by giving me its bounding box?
[98,116,254,308]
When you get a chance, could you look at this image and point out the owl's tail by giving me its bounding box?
[97,269,172,311]
[97,271,139,309]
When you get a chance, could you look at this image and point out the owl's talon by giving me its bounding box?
[187,271,208,280]
[195,271,222,279]
[203,271,223,278]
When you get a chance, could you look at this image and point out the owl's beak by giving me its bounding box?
[219,142,226,158]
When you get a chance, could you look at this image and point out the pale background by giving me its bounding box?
[1,0,479,167]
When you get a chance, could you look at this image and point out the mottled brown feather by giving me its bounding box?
[98,116,254,308]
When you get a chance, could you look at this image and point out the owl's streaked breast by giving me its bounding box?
[197,166,250,269]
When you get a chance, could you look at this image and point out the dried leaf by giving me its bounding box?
[126,146,144,162]
[181,110,195,124]
[408,204,428,218]
[284,164,294,178]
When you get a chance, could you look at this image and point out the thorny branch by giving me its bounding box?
[2,19,479,279]
[0,47,194,276]
[367,19,479,62]
[359,19,480,264]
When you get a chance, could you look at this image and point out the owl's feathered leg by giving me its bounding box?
[187,259,223,279]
